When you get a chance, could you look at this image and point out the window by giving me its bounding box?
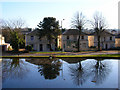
[73,35,77,40]
[104,37,105,41]
[83,43,86,47]
[64,44,65,48]
[67,36,69,40]
[31,36,34,40]
[39,44,43,51]
[81,36,84,40]
[47,44,50,49]
[67,41,71,46]
[39,38,42,41]
[110,37,112,41]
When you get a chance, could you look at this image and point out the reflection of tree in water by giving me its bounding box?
[69,60,90,86]
[91,58,111,85]
[2,58,29,82]
[38,59,62,80]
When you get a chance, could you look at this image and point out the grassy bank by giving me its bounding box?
[29,51,67,54]
[55,54,120,57]
[1,54,120,58]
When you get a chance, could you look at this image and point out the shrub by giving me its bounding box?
[25,45,33,51]
[109,47,120,50]
[56,46,62,51]
[89,46,96,48]
[22,50,29,53]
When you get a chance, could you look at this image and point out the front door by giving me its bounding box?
[106,44,108,50]
[39,44,43,51]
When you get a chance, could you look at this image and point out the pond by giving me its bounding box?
[2,58,119,88]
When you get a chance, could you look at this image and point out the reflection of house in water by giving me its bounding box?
[26,58,112,86]
[26,58,86,81]
[65,58,112,86]
[26,58,61,65]
[26,58,62,80]
[61,58,86,64]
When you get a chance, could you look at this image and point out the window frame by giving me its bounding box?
[67,36,69,40]
[110,36,112,41]
[31,36,34,41]
[81,36,84,40]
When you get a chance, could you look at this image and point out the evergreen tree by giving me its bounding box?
[37,17,61,51]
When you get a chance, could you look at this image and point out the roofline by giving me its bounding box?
[62,29,88,35]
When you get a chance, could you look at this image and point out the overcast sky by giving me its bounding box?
[0,0,119,29]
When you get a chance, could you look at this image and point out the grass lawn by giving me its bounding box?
[2,54,120,58]
[55,54,120,57]
[29,51,67,54]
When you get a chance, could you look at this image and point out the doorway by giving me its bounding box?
[105,44,108,50]
[39,44,43,51]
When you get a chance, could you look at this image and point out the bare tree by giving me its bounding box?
[0,19,10,30]
[0,18,25,30]
[0,19,11,43]
[91,12,107,51]
[71,12,86,52]
[0,18,26,49]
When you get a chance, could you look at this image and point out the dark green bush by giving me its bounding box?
[25,45,33,51]
[109,47,120,50]
[90,46,96,48]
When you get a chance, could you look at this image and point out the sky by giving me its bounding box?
[0,0,119,29]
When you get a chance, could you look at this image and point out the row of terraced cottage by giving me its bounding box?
[25,29,119,51]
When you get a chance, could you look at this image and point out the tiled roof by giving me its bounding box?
[27,29,62,36]
[27,29,39,36]
[27,29,116,36]
[88,30,115,36]
[62,29,88,35]
[116,34,120,38]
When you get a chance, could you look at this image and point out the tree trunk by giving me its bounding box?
[55,38,57,51]
[95,61,99,68]
[97,35,100,51]
[78,30,81,52]
[50,44,52,51]
[49,40,52,51]
[78,35,80,52]
[78,61,82,70]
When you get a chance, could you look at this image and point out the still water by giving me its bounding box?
[2,58,118,88]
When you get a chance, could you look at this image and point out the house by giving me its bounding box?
[0,34,12,51]
[57,35,62,48]
[115,34,120,47]
[62,29,89,51]
[25,29,60,51]
[88,35,94,47]
[89,30,115,50]
[111,30,117,35]
[21,28,33,35]
[25,28,117,51]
